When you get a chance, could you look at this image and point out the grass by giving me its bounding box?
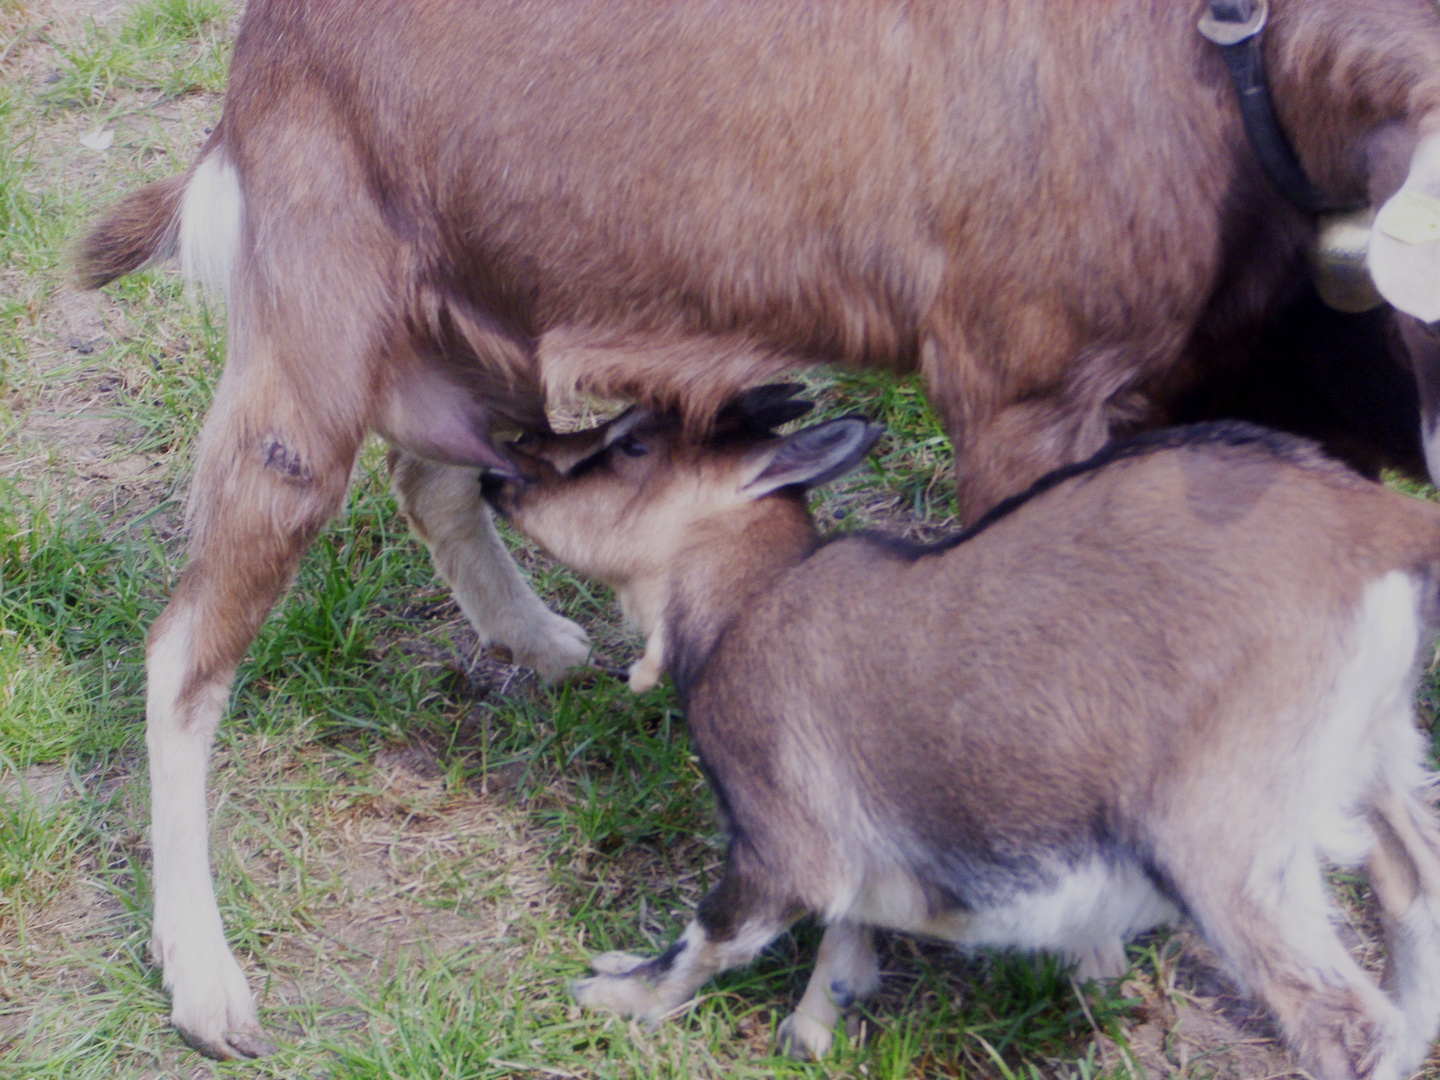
[0,1,1436,1078]
[43,0,227,109]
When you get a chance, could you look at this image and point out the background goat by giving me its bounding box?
[74,0,1440,1056]
[486,392,1440,1080]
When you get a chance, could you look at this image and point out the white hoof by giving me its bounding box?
[511,610,591,683]
[1072,939,1129,983]
[161,939,273,1059]
[776,1010,836,1059]
[572,971,665,1022]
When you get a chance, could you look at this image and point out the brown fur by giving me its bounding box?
[78,0,1440,509]
[74,172,186,289]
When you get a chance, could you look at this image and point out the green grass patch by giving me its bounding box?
[0,769,87,922]
[0,484,159,755]
[0,630,92,765]
[0,87,36,241]
[120,0,227,49]
[45,0,229,113]
[44,19,141,110]
[803,368,959,528]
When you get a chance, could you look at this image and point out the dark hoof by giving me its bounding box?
[178,1024,277,1060]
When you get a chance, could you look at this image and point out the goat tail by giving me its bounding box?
[75,148,241,300]
[74,172,189,290]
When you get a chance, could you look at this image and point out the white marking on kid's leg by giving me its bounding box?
[1370,789,1440,1071]
[575,919,788,1025]
[573,972,667,1022]
[1391,893,1440,1071]
[626,621,666,692]
[778,921,879,1059]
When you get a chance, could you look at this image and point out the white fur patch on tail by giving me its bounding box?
[179,153,242,303]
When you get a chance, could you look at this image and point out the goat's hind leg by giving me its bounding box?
[389,453,590,682]
[1368,783,1440,1072]
[148,301,375,1057]
[1183,850,1411,1080]
[776,920,880,1059]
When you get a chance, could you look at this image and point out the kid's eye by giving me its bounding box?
[616,434,648,457]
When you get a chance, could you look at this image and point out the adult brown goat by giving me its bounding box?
[77,0,1440,1058]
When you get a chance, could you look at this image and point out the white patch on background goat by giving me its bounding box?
[1424,421,1440,493]
[179,152,242,303]
[1369,132,1440,321]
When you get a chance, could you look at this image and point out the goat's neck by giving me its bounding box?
[618,497,816,694]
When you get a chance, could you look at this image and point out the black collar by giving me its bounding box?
[1199,0,1360,215]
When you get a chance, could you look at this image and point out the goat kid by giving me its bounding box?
[74,0,1440,1057]
[486,393,1440,1079]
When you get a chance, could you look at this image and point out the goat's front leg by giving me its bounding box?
[574,854,803,1024]
[776,920,880,1058]
[390,452,591,682]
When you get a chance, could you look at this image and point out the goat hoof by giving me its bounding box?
[572,972,664,1020]
[515,612,592,684]
[176,1022,275,1061]
[163,940,268,1060]
[1072,939,1130,983]
[776,1012,834,1060]
[224,1028,278,1059]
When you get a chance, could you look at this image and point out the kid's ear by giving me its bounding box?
[717,382,814,433]
[740,416,883,498]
